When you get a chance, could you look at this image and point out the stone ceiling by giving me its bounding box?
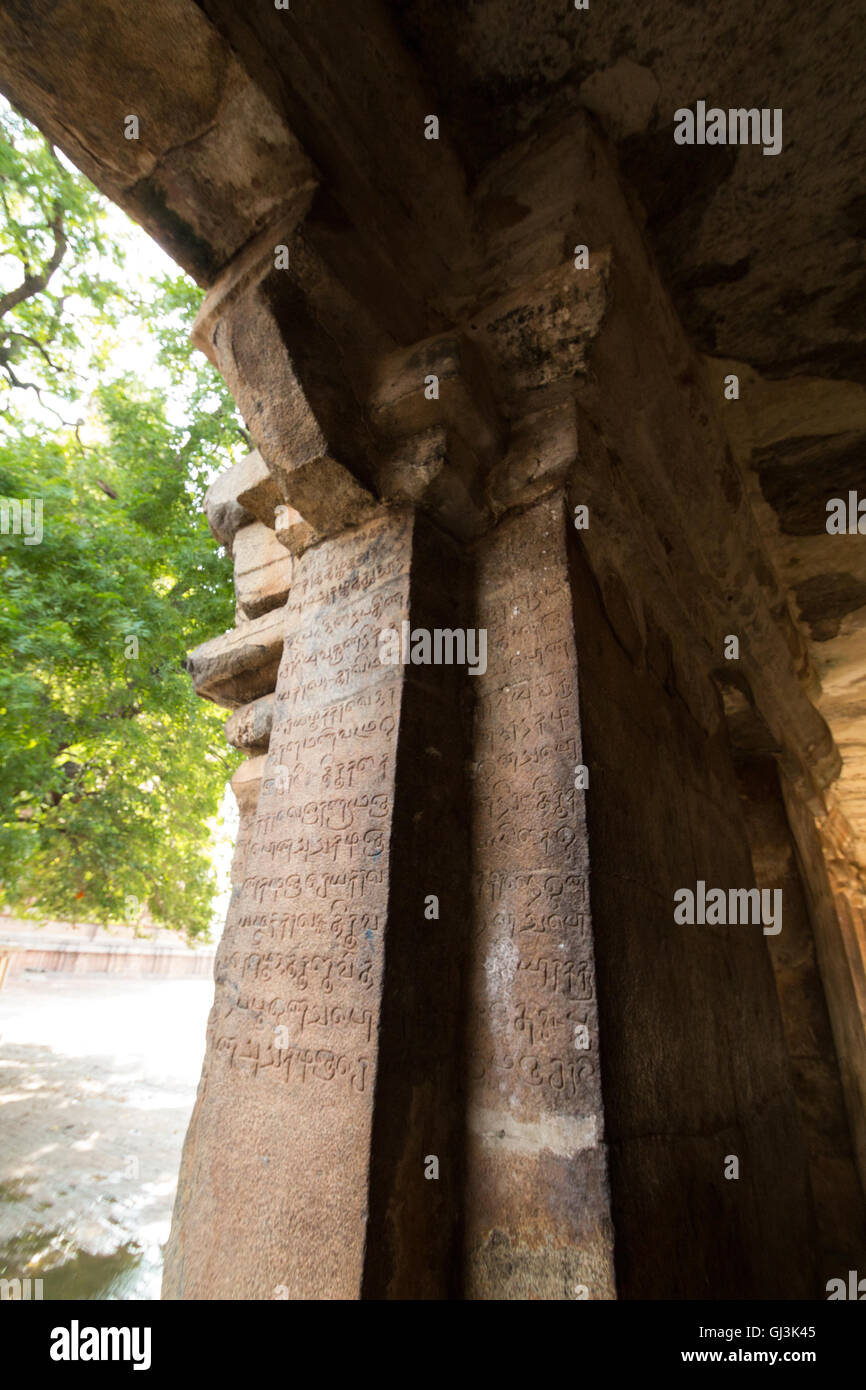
[388,0,866,866]
[391,0,866,381]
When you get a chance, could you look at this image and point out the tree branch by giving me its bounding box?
[3,329,60,372]
[0,360,78,425]
[0,205,67,321]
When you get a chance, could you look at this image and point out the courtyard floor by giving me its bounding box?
[0,972,212,1299]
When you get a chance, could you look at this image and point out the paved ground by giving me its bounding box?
[0,972,213,1300]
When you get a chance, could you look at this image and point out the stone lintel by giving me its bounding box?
[194,251,379,538]
[0,0,316,284]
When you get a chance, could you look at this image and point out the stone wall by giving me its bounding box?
[573,525,820,1299]
[3,942,215,980]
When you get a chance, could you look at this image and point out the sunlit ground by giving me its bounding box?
[0,972,212,1299]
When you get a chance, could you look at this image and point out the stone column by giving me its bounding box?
[165,510,408,1298]
[464,495,615,1299]
[737,757,866,1285]
[165,505,471,1299]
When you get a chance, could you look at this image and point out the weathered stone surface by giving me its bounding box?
[274,503,318,558]
[204,469,252,552]
[377,428,488,541]
[495,116,840,805]
[793,789,866,1196]
[232,449,284,527]
[229,754,267,886]
[165,511,409,1298]
[230,754,266,813]
[369,332,504,466]
[268,452,376,540]
[466,254,611,412]
[465,496,615,1299]
[578,59,660,141]
[487,400,578,515]
[738,758,866,1282]
[392,0,866,386]
[224,694,275,754]
[572,513,820,1298]
[709,353,866,866]
[233,521,293,619]
[168,506,474,1299]
[197,0,478,314]
[0,0,316,282]
[193,239,380,538]
[186,609,284,709]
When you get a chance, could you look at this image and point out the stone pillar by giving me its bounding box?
[785,787,866,1205]
[464,495,615,1299]
[737,758,866,1285]
[165,510,408,1298]
[165,506,471,1299]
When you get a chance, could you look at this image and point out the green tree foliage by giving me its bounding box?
[0,102,245,938]
[0,105,123,415]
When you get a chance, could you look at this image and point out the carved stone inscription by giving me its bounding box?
[164,510,413,1300]
[465,496,615,1299]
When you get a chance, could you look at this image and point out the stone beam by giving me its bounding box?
[196,0,477,319]
[468,116,838,806]
[0,0,316,282]
[186,607,284,709]
[191,220,381,540]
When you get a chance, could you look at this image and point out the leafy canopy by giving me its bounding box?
[0,101,246,939]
